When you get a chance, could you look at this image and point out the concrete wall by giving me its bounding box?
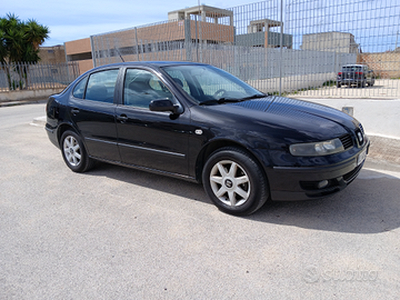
[301,32,359,54]
[358,52,400,79]
[77,59,94,74]
[0,88,65,102]
[39,46,66,64]
[248,72,336,94]
[188,20,234,43]
[65,38,92,55]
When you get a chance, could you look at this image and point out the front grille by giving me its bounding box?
[359,123,365,134]
[339,134,353,150]
[343,163,364,183]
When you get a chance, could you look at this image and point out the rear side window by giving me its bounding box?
[72,77,88,99]
[85,69,119,103]
[342,66,362,72]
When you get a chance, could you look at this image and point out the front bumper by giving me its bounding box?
[268,142,369,201]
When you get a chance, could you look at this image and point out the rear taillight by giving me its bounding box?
[355,72,363,75]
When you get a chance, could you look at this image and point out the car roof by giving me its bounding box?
[91,61,209,71]
[341,64,367,67]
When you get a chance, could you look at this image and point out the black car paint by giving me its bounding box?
[46,62,369,201]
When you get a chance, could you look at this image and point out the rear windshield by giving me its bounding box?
[342,66,362,71]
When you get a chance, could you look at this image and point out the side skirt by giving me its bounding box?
[88,155,198,183]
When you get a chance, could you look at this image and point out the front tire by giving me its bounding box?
[60,130,93,173]
[202,147,269,215]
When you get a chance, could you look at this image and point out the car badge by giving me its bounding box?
[195,129,203,135]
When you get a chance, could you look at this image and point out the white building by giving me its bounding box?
[301,32,359,53]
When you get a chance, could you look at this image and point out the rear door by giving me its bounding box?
[69,68,121,161]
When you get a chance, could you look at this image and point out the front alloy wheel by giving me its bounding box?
[202,147,269,215]
[209,160,251,207]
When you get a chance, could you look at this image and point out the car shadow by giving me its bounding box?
[87,163,400,234]
[249,169,400,234]
[367,85,385,89]
[343,85,383,89]
[87,162,209,204]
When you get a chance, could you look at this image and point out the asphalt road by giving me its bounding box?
[1,103,400,299]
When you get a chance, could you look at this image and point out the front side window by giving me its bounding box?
[162,69,191,94]
[85,69,119,103]
[123,69,173,109]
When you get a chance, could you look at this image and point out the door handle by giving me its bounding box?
[117,114,128,122]
[71,108,80,115]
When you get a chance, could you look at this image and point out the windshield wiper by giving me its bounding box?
[199,98,241,105]
[240,93,268,101]
[199,93,268,106]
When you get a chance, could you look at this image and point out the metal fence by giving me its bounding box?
[0,62,80,92]
[89,0,400,98]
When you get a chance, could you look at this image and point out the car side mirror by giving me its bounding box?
[149,99,182,115]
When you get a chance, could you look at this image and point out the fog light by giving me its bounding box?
[317,180,329,189]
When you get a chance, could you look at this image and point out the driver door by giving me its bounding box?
[115,68,191,176]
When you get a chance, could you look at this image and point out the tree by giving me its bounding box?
[0,13,49,90]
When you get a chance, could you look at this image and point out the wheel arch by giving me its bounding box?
[57,123,79,147]
[195,139,269,186]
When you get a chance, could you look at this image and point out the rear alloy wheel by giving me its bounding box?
[61,130,93,173]
[202,147,269,215]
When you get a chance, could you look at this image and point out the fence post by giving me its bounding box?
[279,0,284,96]
[135,27,140,61]
[90,36,97,68]
[184,19,192,61]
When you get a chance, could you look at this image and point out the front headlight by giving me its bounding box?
[289,138,344,156]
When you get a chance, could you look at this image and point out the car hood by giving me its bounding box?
[196,96,358,144]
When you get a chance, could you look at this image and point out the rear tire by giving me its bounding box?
[202,147,269,215]
[60,130,93,173]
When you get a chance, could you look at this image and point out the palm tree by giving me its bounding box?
[25,19,49,51]
[0,13,49,89]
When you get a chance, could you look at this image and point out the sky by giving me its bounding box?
[1,0,249,46]
[2,0,400,52]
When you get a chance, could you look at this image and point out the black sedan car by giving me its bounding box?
[46,62,369,215]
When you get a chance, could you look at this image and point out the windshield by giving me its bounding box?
[161,64,265,104]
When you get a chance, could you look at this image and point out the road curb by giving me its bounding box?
[0,99,47,107]
[367,135,400,164]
